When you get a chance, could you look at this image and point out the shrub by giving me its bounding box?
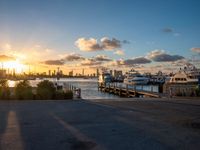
[15,80,33,100]
[50,90,73,100]
[195,86,200,96]
[36,80,56,99]
[64,90,73,99]
[0,79,10,100]
[55,91,65,99]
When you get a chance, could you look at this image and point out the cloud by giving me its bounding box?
[124,57,151,65]
[106,57,151,67]
[75,37,127,51]
[162,28,173,33]
[42,53,85,65]
[94,55,112,61]
[80,55,111,66]
[64,53,85,61]
[81,59,102,66]
[162,28,180,37]
[114,50,125,56]
[43,60,65,65]
[4,44,12,50]
[0,55,15,62]
[191,47,200,53]
[171,59,192,67]
[122,40,130,44]
[100,37,121,50]
[75,38,102,51]
[147,50,184,62]
[107,59,125,66]
[0,43,12,51]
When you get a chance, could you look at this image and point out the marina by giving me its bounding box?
[4,65,200,99]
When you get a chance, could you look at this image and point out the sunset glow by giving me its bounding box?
[0,0,199,74]
[4,61,26,73]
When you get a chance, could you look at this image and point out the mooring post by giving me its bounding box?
[126,84,129,97]
[119,85,122,96]
[134,85,136,96]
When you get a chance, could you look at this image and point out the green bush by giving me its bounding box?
[36,80,56,99]
[15,80,33,100]
[195,86,200,96]
[55,91,65,99]
[0,79,10,100]
[64,90,73,99]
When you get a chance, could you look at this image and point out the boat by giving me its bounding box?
[124,69,149,85]
[98,72,112,83]
[169,64,200,84]
[149,71,166,84]
[169,71,198,84]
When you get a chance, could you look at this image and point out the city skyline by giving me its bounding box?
[0,0,200,74]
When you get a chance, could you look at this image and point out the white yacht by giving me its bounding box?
[98,72,112,83]
[149,71,166,84]
[169,71,198,84]
[124,69,149,85]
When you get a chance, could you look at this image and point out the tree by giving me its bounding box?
[36,80,56,99]
[195,86,200,96]
[15,80,33,100]
[0,79,10,100]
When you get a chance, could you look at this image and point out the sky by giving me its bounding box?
[0,0,200,74]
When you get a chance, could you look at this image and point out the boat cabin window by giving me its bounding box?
[175,78,186,81]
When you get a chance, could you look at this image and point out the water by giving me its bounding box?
[8,78,159,99]
[8,78,119,99]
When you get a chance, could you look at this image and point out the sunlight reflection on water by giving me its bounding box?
[8,80,17,87]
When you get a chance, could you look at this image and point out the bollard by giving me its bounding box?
[75,88,81,99]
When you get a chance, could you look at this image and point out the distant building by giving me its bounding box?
[53,70,56,76]
[60,70,63,76]
[82,69,84,76]
[0,69,6,77]
[42,72,47,75]
[13,69,16,76]
[49,70,51,76]
[96,69,99,77]
[69,70,73,77]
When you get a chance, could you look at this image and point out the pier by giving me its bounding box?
[98,82,162,98]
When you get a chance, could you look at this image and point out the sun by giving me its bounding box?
[3,60,26,74]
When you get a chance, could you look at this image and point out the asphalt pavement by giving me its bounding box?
[0,99,200,150]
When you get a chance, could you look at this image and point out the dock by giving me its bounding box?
[98,82,162,98]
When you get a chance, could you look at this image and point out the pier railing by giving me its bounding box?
[98,82,161,98]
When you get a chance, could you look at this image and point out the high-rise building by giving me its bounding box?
[82,69,84,76]
[0,69,6,77]
[49,70,51,76]
[96,69,99,77]
[69,70,73,77]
